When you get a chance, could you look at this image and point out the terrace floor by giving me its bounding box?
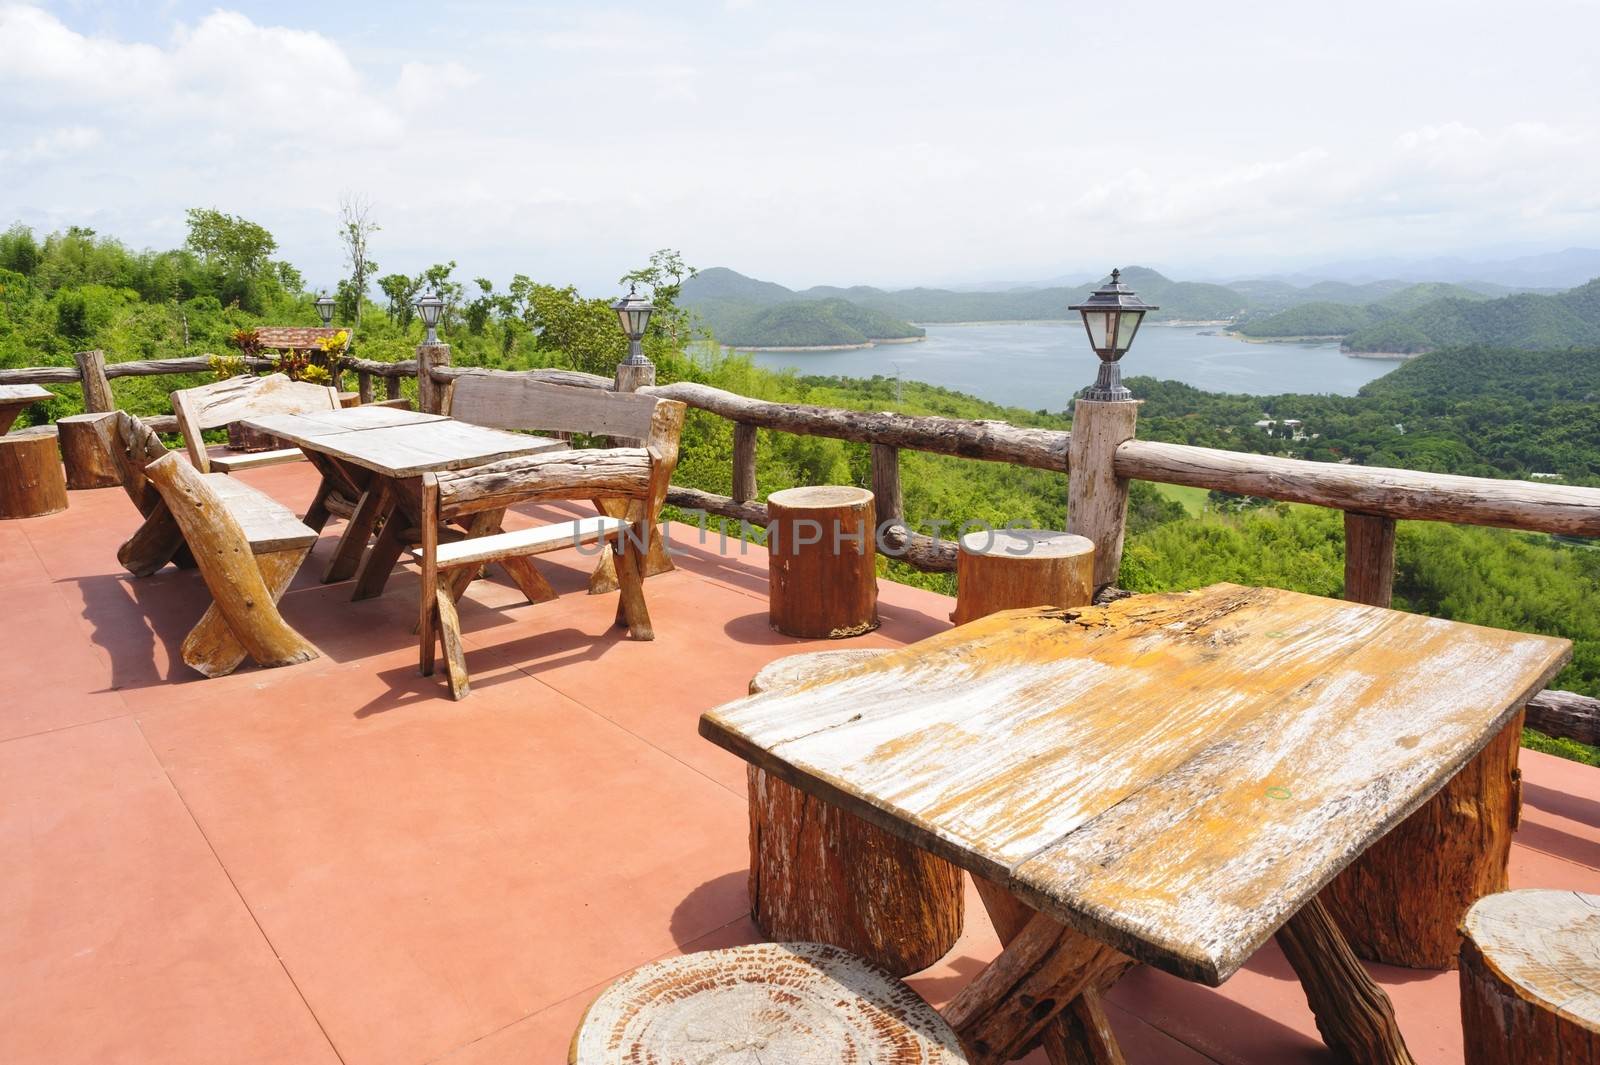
[3,458,1598,1065]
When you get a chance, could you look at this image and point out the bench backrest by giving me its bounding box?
[171,374,340,473]
[443,374,660,441]
[102,411,171,517]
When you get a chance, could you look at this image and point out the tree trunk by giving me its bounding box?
[1459,889,1600,1065]
[57,412,122,489]
[0,431,69,518]
[1321,711,1524,969]
[767,485,878,638]
[953,529,1095,626]
[747,650,963,977]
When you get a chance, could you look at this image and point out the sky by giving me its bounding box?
[3,0,1599,293]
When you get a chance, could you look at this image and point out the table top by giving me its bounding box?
[0,384,51,406]
[245,408,565,478]
[700,583,1572,985]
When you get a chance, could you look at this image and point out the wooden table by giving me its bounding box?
[0,384,51,434]
[700,583,1572,1065]
[243,407,564,600]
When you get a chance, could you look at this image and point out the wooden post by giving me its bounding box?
[57,411,122,489]
[1066,399,1138,591]
[732,422,758,504]
[953,530,1094,626]
[871,440,902,527]
[74,349,114,413]
[1326,508,1518,970]
[416,343,451,414]
[384,372,402,402]
[0,431,69,518]
[1343,511,1397,606]
[767,485,879,638]
[1459,890,1600,1065]
[613,360,656,399]
[357,370,373,405]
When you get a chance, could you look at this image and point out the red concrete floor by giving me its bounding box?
[2,458,1597,1065]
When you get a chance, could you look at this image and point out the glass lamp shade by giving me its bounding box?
[610,289,655,340]
[314,293,335,325]
[415,292,444,328]
[1079,307,1145,356]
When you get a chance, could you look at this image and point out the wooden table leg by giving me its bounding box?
[944,909,1127,1065]
[588,498,674,594]
[351,493,410,601]
[301,451,364,534]
[973,877,1131,1065]
[1275,897,1415,1065]
[324,479,392,583]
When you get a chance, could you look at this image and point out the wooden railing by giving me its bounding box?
[2,344,1596,747]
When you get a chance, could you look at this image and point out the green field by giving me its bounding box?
[1150,482,1209,516]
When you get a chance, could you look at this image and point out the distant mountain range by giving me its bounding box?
[1268,247,1600,291]
[682,265,1600,354]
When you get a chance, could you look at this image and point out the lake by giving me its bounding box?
[735,322,1405,410]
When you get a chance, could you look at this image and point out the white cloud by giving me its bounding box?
[0,126,103,165]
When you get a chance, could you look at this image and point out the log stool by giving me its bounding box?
[747,650,964,976]
[952,529,1095,625]
[569,942,969,1064]
[1321,708,1525,968]
[1459,889,1600,1064]
[767,485,878,638]
[0,429,68,519]
[57,412,122,490]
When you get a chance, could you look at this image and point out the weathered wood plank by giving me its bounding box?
[445,372,658,439]
[1527,688,1600,747]
[245,410,562,478]
[700,584,1572,984]
[171,374,338,473]
[1117,439,1600,537]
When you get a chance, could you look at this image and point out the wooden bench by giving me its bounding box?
[170,373,340,474]
[413,385,686,700]
[569,942,968,1064]
[442,372,676,592]
[100,412,319,677]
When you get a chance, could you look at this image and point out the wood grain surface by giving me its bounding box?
[701,583,1571,984]
[245,409,562,477]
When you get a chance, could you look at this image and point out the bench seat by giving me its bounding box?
[204,473,319,552]
[408,515,628,570]
[209,447,306,473]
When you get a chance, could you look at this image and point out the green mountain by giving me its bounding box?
[1236,282,1503,339]
[716,298,925,348]
[1344,280,1600,353]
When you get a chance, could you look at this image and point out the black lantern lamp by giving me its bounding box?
[415,291,445,345]
[611,284,655,366]
[314,291,335,328]
[1069,268,1157,401]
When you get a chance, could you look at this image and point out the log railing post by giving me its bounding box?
[357,370,374,405]
[1343,511,1397,607]
[417,343,451,414]
[732,422,758,504]
[385,372,402,402]
[74,349,114,413]
[1067,399,1138,592]
[871,441,902,527]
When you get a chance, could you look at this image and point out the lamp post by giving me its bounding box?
[415,291,445,345]
[314,291,335,328]
[611,284,655,367]
[1068,268,1157,402]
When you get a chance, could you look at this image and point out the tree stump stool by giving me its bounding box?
[767,485,878,638]
[952,529,1095,625]
[0,429,68,519]
[1459,889,1600,1064]
[1321,709,1525,969]
[569,941,969,1064]
[747,650,964,976]
[57,412,122,490]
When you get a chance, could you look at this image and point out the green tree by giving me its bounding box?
[378,273,420,327]
[183,208,280,312]
[336,192,379,329]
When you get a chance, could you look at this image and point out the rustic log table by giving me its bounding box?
[242,407,564,600]
[0,384,51,434]
[700,583,1573,1065]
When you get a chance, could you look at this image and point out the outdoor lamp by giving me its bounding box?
[611,284,655,366]
[416,290,445,345]
[314,291,335,328]
[1069,268,1158,402]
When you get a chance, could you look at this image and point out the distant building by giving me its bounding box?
[1531,472,1562,480]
